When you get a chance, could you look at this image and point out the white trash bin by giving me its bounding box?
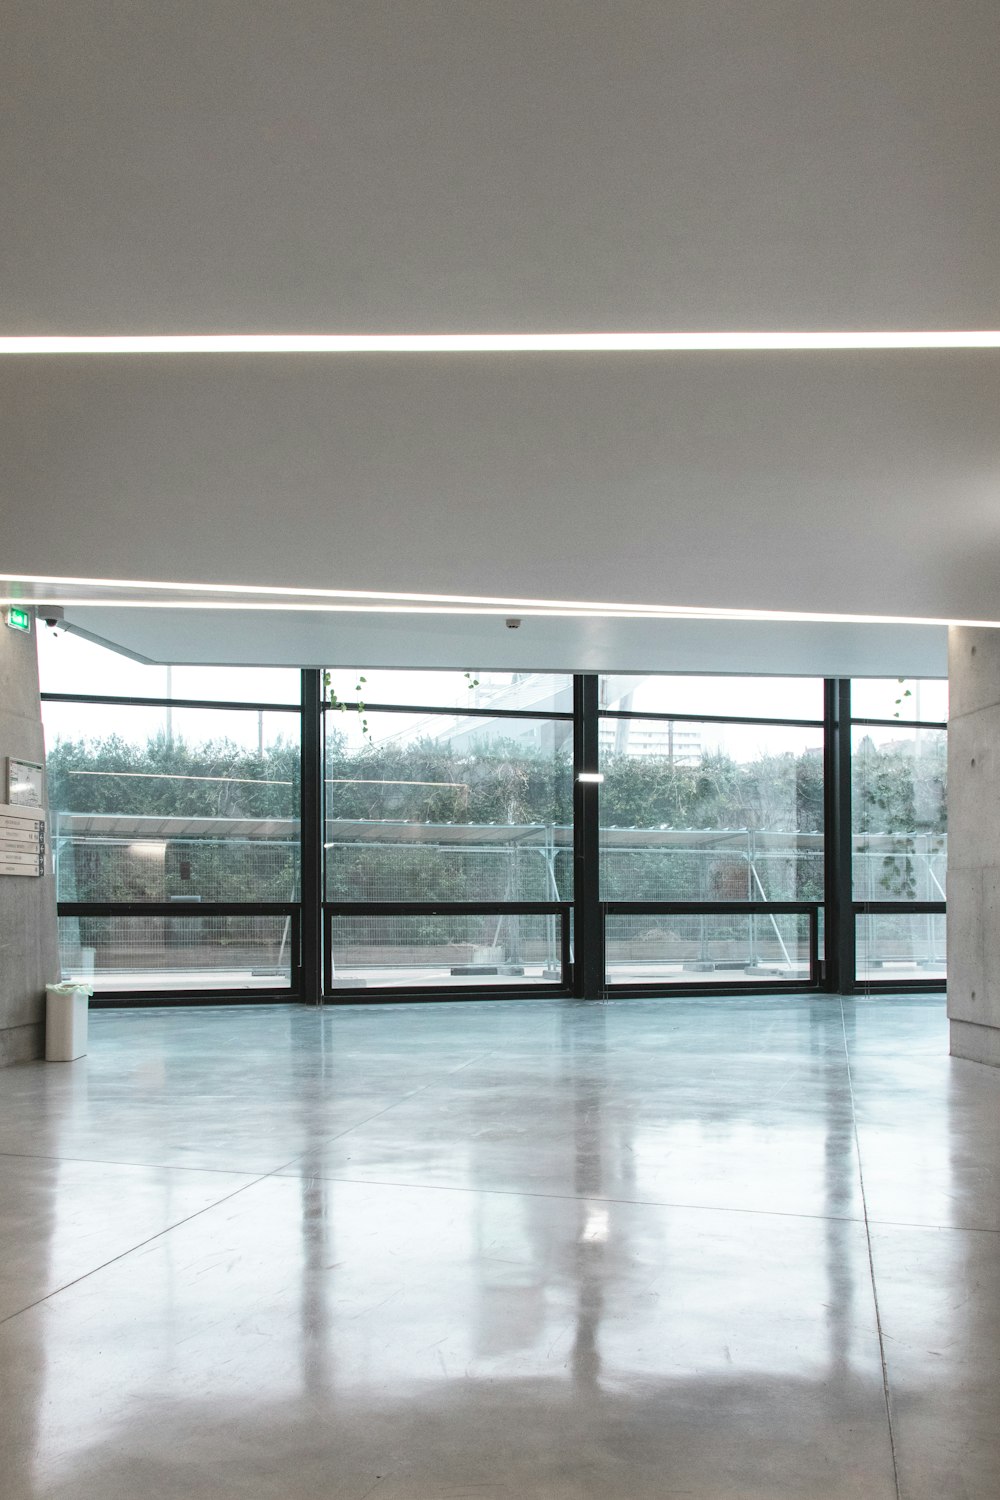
[45,983,92,1062]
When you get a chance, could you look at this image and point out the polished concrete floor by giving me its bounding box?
[0,994,997,1499]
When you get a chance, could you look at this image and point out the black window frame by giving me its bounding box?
[42,683,306,1006]
[848,685,947,994]
[40,669,947,1004]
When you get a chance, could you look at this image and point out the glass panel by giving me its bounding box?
[59,914,293,993]
[600,675,824,721]
[325,712,573,901]
[856,911,946,983]
[325,669,572,714]
[329,913,564,988]
[600,720,824,901]
[43,702,300,902]
[852,726,947,901]
[850,677,948,723]
[166,666,300,704]
[605,913,812,985]
[37,630,300,703]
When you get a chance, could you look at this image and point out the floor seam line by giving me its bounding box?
[270,1168,869,1223]
[864,1216,1000,1234]
[841,996,902,1500]
[0,1148,267,1175]
[0,1054,498,1180]
[256,1055,496,1176]
[0,1170,278,1329]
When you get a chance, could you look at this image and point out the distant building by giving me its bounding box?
[598,718,702,764]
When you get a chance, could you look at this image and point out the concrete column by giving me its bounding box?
[948,626,1000,1066]
[0,621,59,1064]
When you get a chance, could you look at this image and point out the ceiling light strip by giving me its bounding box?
[1,332,1000,355]
[0,571,843,615]
[5,595,999,629]
[3,598,773,619]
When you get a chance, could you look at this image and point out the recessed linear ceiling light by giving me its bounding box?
[3,573,999,627]
[2,592,999,630]
[8,598,729,618]
[13,601,996,626]
[2,571,791,612]
[1,332,1000,354]
[3,575,999,627]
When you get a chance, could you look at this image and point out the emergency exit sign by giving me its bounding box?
[5,607,31,634]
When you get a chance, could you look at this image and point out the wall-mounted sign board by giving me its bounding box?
[7,758,43,807]
[4,606,32,634]
[0,804,46,877]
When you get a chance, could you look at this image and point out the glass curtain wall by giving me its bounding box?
[599,677,825,988]
[37,636,948,1001]
[40,632,302,998]
[323,670,574,990]
[851,678,948,985]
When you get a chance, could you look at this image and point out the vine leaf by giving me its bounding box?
[323,670,371,742]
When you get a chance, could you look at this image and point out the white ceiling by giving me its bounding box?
[5,1,1000,333]
[2,352,996,620]
[3,2,998,674]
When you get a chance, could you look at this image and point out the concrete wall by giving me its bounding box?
[0,622,59,1063]
[948,626,1000,1066]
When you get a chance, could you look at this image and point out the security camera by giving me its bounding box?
[40,606,64,628]
[505,617,521,629]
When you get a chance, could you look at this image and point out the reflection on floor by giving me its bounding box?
[0,994,997,1499]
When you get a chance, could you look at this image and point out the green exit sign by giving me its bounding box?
[5,607,32,634]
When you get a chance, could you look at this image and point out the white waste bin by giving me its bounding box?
[45,983,92,1061]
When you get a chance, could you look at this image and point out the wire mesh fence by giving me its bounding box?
[58,913,294,989]
[53,816,947,984]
